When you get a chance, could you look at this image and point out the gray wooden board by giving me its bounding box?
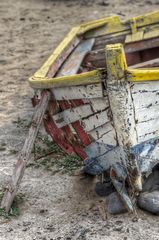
[57,38,95,76]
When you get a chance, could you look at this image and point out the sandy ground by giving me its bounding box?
[1,0,159,239]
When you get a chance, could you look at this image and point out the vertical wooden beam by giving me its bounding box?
[1,90,50,212]
[105,44,142,191]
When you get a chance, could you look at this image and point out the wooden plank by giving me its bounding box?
[83,49,143,68]
[137,119,159,143]
[1,91,51,212]
[82,110,110,132]
[131,81,159,92]
[29,69,105,89]
[52,110,110,132]
[59,100,91,146]
[84,12,159,39]
[125,36,159,53]
[84,46,159,69]
[53,103,109,128]
[131,82,159,109]
[52,83,104,100]
[133,92,159,110]
[57,38,95,76]
[135,106,159,123]
[88,122,117,146]
[93,34,125,50]
[130,58,159,69]
[127,68,159,82]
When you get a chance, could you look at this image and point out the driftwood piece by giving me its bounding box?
[1,91,50,212]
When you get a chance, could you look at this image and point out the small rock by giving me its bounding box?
[20,17,25,21]
[113,226,123,231]
[23,221,31,227]
[99,0,109,6]
[107,192,128,215]
[115,220,123,225]
[95,181,115,197]
[142,170,159,192]
[138,191,159,215]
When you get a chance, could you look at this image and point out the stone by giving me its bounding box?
[142,170,159,192]
[137,191,159,215]
[107,192,128,215]
[95,181,115,197]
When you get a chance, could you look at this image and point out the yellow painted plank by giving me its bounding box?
[84,11,159,39]
[29,70,103,89]
[127,69,159,82]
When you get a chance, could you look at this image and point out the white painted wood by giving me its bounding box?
[53,98,109,127]
[131,81,159,143]
[88,122,117,146]
[106,45,138,147]
[137,119,159,142]
[82,98,109,111]
[82,110,110,132]
[131,81,159,93]
[132,91,159,109]
[131,82,159,109]
[106,44,141,192]
[135,105,159,123]
[53,103,110,130]
[52,83,104,100]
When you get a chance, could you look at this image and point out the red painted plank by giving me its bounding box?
[44,114,75,155]
[59,99,91,146]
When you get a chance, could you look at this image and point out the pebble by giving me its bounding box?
[95,181,115,197]
[138,191,159,215]
[107,192,128,215]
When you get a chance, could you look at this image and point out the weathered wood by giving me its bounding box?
[135,106,159,123]
[106,44,138,146]
[125,36,159,53]
[1,91,50,212]
[106,44,141,192]
[88,122,117,146]
[53,100,109,129]
[29,69,105,89]
[83,46,159,69]
[82,110,110,132]
[93,34,125,50]
[131,82,159,109]
[59,100,91,146]
[52,83,104,100]
[57,38,95,76]
[137,119,159,143]
[130,58,159,69]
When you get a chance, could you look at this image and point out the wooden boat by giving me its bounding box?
[2,11,159,213]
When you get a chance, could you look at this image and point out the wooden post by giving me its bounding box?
[1,90,50,212]
[105,44,142,192]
